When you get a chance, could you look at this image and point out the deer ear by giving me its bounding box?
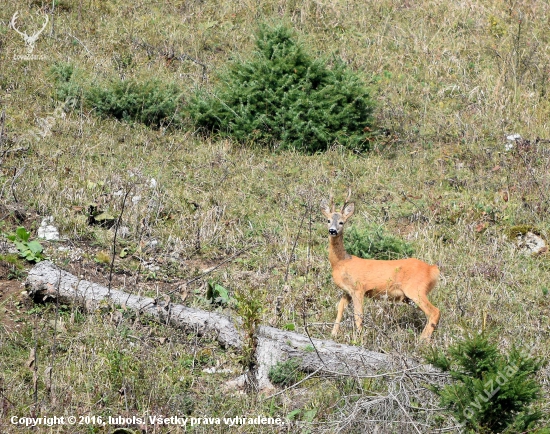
[342,202,354,219]
[320,199,332,218]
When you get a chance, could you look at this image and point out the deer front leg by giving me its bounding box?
[331,293,351,336]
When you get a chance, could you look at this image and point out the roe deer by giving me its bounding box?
[321,192,440,341]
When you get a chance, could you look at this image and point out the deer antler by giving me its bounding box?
[328,193,335,213]
[342,188,352,211]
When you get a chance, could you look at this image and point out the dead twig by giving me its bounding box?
[10,165,26,204]
[108,185,133,294]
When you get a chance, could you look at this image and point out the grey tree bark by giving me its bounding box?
[26,261,436,391]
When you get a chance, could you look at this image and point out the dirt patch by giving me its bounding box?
[0,279,28,333]
[0,260,11,281]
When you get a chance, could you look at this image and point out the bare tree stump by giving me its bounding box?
[26,261,436,391]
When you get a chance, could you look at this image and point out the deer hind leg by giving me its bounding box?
[416,294,440,341]
[332,293,352,336]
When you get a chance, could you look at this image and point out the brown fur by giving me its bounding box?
[321,195,440,341]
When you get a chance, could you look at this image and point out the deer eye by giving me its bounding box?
[339,222,344,225]
[327,220,331,223]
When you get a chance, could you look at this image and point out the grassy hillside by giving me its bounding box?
[1,0,550,432]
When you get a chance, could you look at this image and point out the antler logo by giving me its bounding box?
[10,11,49,55]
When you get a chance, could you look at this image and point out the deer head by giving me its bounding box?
[320,189,354,237]
[10,11,49,54]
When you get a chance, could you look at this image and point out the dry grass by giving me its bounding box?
[1,0,550,432]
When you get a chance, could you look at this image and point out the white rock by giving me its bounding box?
[504,142,515,151]
[504,133,522,151]
[37,217,60,241]
[516,232,547,255]
[506,133,522,141]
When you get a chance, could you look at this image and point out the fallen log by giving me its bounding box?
[26,261,436,391]
[25,260,242,348]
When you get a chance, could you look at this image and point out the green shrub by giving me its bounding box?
[50,62,83,108]
[268,358,301,387]
[50,63,184,128]
[205,280,232,306]
[85,79,184,128]
[426,332,547,433]
[234,288,263,374]
[188,24,375,153]
[344,224,414,260]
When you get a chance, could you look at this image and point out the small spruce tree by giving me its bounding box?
[426,332,547,433]
[188,24,375,153]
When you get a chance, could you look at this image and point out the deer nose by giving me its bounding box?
[329,228,337,235]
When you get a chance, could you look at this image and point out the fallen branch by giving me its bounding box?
[26,261,438,391]
[26,260,241,349]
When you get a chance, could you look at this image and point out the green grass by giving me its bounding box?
[2,0,550,432]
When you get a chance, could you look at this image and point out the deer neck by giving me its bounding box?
[328,233,351,266]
